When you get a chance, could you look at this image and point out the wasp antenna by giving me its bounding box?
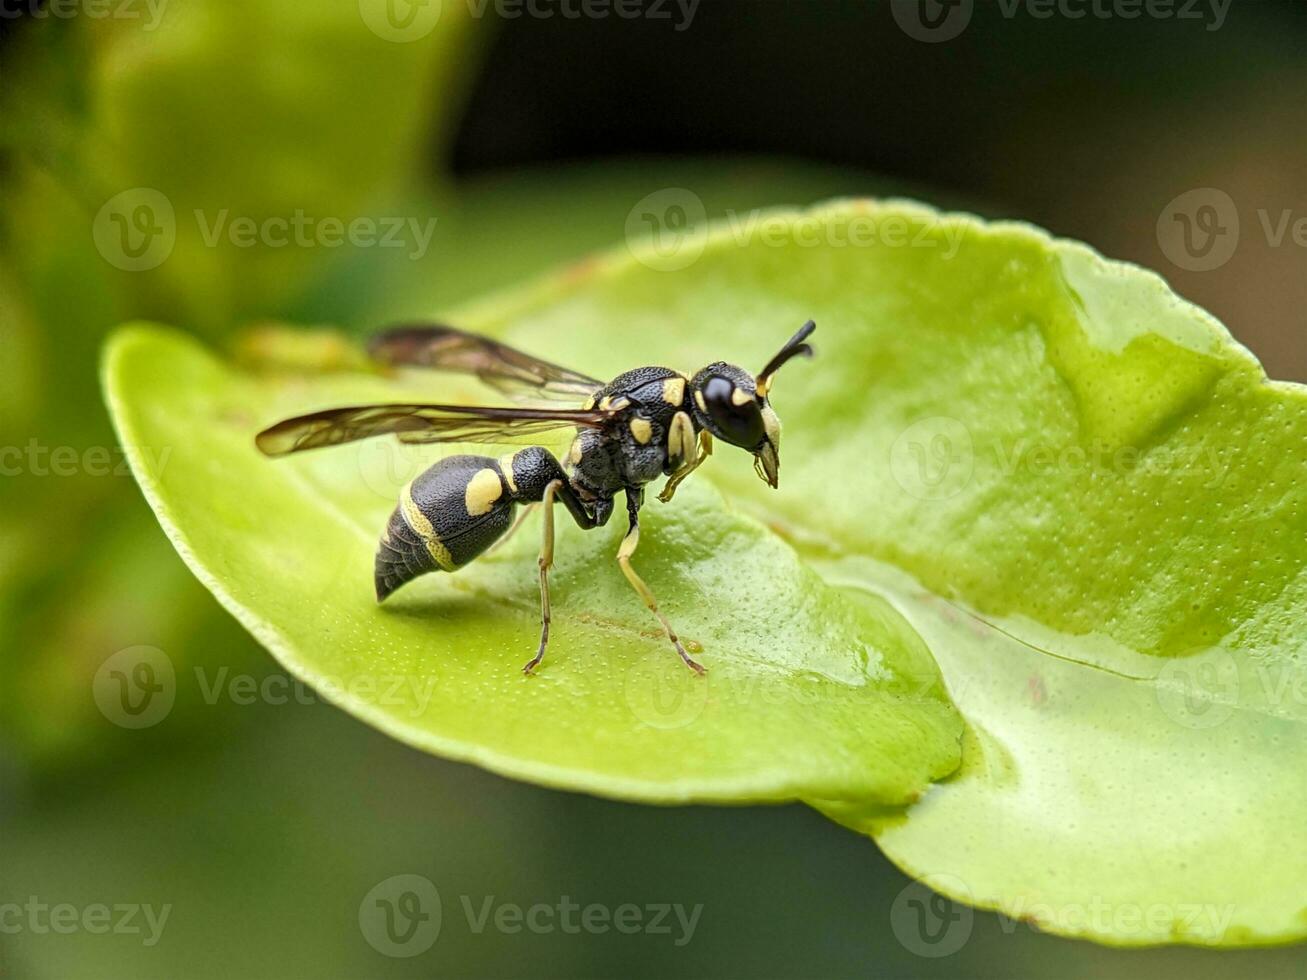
[756,320,816,397]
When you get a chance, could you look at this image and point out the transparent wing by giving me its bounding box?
[368,324,603,403]
[256,402,612,457]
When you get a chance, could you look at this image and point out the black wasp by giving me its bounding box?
[256,320,816,675]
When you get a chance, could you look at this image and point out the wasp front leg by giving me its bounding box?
[617,488,705,674]
[658,415,711,506]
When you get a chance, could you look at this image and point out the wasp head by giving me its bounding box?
[688,320,815,489]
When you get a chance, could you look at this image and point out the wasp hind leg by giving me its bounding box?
[522,481,561,676]
[617,488,705,674]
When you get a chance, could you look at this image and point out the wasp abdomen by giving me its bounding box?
[375,454,515,601]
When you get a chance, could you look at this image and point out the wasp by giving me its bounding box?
[256,320,816,675]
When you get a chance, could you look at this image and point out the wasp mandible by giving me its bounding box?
[256,320,816,675]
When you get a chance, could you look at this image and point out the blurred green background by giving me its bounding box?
[2,1,1306,976]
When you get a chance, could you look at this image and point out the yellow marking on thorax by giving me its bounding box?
[464,467,504,517]
[497,453,519,494]
[401,484,456,571]
[599,394,630,412]
[629,417,653,444]
[662,376,686,405]
[568,436,584,465]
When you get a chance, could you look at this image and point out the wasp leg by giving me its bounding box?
[617,489,705,674]
[658,430,713,504]
[522,481,561,675]
[487,502,537,556]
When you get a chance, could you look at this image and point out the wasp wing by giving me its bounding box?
[368,324,603,403]
[256,402,612,457]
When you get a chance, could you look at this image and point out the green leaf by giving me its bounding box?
[439,199,1307,947]
[103,326,961,804]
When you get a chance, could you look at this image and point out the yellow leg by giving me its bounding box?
[522,482,560,675]
[618,523,706,674]
[658,431,713,503]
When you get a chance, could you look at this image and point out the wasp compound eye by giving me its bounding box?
[702,375,765,448]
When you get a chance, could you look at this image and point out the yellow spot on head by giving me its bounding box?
[730,386,753,406]
[464,468,503,517]
[497,453,519,494]
[662,376,686,405]
[629,417,653,444]
[694,389,707,413]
